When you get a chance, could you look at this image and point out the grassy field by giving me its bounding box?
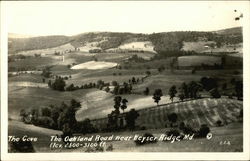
[133,69,242,95]
[181,41,242,55]
[9,74,44,83]
[8,120,63,152]
[8,57,58,71]
[178,55,222,67]
[71,61,118,70]
[16,43,75,56]
[8,85,176,121]
[8,87,92,120]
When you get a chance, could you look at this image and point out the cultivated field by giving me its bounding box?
[136,98,242,129]
[107,41,156,54]
[178,56,222,67]
[71,61,118,70]
[16,43,75,56]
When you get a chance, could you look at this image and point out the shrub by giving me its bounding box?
[216,120,222,127]
[179,122,196,135]
[140,126,146,131]
[106,144,113,151]
[33,116,55,129]
[197,124,210,138]
[179,122,185,130]
[166,128,180,137]
[182,125,196,135]
[210,88,221,98]
[167,113,178,127]
[228,94,233,99]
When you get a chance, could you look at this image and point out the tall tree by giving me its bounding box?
[169,85,177,102]
[71,99,81,109]
[121,99,128,113]
[143,87,150,95]
[210,88,221,98]
[125,109,139,131]
[178,93,185,102]
[188,81,201,99]
[235,81,243,100]
[152,89,163,105]
[180,82,189,98]
[113,96,122,112]
[132,77,136,84]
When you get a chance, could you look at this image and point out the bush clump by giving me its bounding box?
[197,124,210,138]
[166,128,180,137]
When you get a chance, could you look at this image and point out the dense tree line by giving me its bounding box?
[41,66,52,78]
[149,31,242,54]
[151,76,243,106]
[20,99,97,136]
[48,77,66,91]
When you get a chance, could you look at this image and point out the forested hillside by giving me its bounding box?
[8,27,242,54]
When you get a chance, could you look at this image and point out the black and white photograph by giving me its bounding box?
[1,1,250,160]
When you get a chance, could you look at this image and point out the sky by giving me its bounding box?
[3,1,248,36]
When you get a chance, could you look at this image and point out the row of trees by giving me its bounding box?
[107,96,139,131]
[47,77,111,92]
[151,77,243,106]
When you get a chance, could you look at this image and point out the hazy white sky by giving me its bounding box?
[3,1,248,36]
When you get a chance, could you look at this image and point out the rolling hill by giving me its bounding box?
[8,27,243,55]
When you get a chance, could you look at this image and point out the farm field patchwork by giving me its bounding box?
[7,27,244,153]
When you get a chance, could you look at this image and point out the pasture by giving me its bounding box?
[8,87,92,120]
[16,43,75,56]
[178,55,222,67]
[71,61,118,70]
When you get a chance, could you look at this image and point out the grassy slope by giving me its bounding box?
[9,27,242,54]
[8,67,242,121]
[135,98,242,129]
[8,57,58,71]
[8,120,63,152]
[8,87,92,119]
[133,69,242,95]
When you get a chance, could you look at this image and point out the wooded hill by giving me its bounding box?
[8,27,242,54]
